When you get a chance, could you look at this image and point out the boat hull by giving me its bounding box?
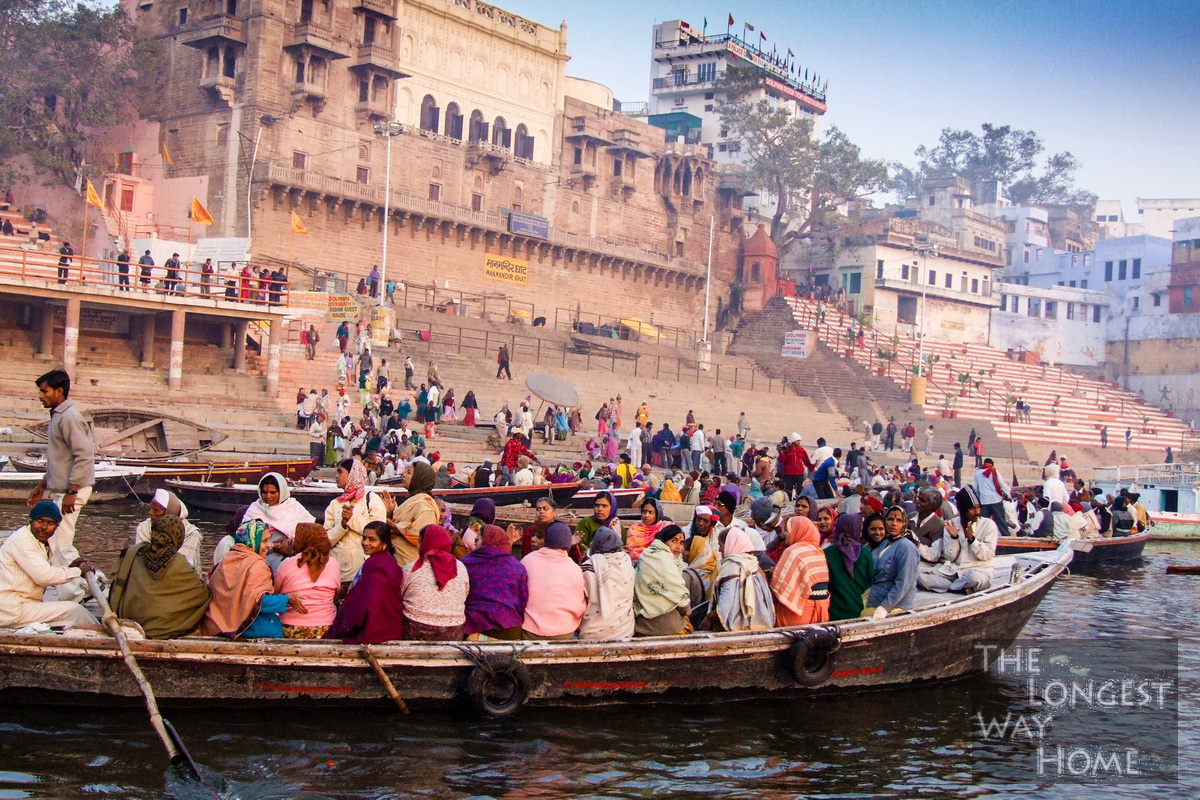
[0,551,1068,709]
[995,531,1149,564]
[24,408,226,459]
[11,458,317,499]
[1149,513,1200,541]
[0,472,143,504]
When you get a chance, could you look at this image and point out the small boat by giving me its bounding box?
[10,457,318,500]
[24,408,227,460]
[0,466,146,504]
[1149,512,1200,541]
[0,548,1071,713]
[570,487,646,510]
[995,530,1150,564]
[166,478,584,516]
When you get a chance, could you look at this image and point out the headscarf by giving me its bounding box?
[544,522,573,550]
[772,516,828,616]
[633,539,691,619]
[591,490,620,527]
[140,514,184,576]
[626,498,669,561]
[589,526,623,555]
[203,519,275,638]
[234,519,270,552]
[338,460,369,502]
[831,513,863,573]
[294,522,333,582]
[474,460,493,488]
[722,526,757,556]
[481,524,511,551]
[407,462,436,496]
[470,498,496,526]
[244,472,314,538]
[151,488,189,520]
[414,524,458,589]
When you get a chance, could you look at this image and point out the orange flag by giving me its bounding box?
[191,196,213,225]
[85,180,103,210]
[291,210,308,234]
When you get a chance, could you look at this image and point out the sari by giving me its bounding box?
[201,520,279,638]
[632,539,691,637]
[625,499,669,562]
[324,551,406,644]
[242,472,315,539]
[392,462,441,566]
[770,517,831,626]
[579,528,636,640]
[461,525,528,638]
[711,528,776,631]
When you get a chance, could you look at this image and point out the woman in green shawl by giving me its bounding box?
[632,525,692,637]
[109,515,211,639]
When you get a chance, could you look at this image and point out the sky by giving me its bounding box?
[501,0,1200,213]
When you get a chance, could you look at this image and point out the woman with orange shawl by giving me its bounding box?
[202,520,307,639]
[769,516,831,626]
[274,522,340,638]
[625,498,670,562]
[383,462,441,567]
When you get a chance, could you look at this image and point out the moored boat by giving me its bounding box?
[0,466,146,504]
[10,456,316,492]
[0,548,1071,713]
[23,408,227,460]
[1149,512,1200,540]
[570,486,646,510]
[1093,463,1200,541]
[166,478,584,516]
[995,530,1150,564]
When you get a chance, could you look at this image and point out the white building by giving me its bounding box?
[1093,199,1145,239]
[991,283,1108,367]
[1137,198,1200,240]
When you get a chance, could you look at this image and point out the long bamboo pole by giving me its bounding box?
[361,645,410,714]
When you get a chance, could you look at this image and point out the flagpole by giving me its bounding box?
[80,198,89,287]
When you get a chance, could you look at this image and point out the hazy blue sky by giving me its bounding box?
[502,0,1200,212]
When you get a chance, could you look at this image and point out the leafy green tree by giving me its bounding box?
[891,123,1096,206]
[0,1,158,189]
[715,66,890,257]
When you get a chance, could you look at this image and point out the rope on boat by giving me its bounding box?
[452,642,533,719]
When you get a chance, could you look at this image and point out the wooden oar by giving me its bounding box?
[1166,565,1200,575]
[361,645,410,714]
[84,571,203,780]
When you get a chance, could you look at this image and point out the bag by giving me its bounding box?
[595,409,603,420]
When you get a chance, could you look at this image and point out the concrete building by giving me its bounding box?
[991,283,1108,367]
[1137,198,1200,240]
[1093,199,1145,239]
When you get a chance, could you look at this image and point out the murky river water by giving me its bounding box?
[0,501,1197,799]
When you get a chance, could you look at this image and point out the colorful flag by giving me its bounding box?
[728,13,735,26]
[161,141,174,166]
[291,210,308,235]
[744,22,755,31]
[760,31,767,41]
[191,196,213,226]
[85,180,103,210]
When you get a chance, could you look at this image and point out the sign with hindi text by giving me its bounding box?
[484,253,529,286]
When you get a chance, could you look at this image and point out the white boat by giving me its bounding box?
[0,466,145,504]
[1149,511,1200,540]
[1093,463,1200,541]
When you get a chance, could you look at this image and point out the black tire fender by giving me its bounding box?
[465,656,531,719]
[786,626,840,687]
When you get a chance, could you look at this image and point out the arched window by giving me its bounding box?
[750,262,760,282]
[514,185,523,202]
[444,102,463,140]
[420,95,439,132]
[223,47,237,78]
[491,116,510,148]
[205,46,219,79]
[473,175,483,191]
[513,124,533,159]
[468,110,487,143]
[431,165,441,180]
[681,163,693,196]
[571,201,580,214]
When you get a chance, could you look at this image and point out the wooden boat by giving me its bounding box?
[1149,512,1200,541]
[569,487,646,510]
[9,456,316,497]
[995,530,1150,564]
[0,548,1072,713]
[24,408,226,460]
[0,466,145,504]
[166,478,585,516]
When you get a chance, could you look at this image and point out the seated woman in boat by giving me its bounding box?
[703,527,775,632]
[681,505,719,607]
[632,526,692,637]
[325,521,406,644]
[625,498,671,562]
[461,524,528,641]
[815,505,837,544]
[273,523,340,638]
[824,513,875,621]
[521,522,586,640]
[865,505,920,620]
[202,520,307,639]
[381,462,440,567]
[770,516,830,627]
[400,524,469,641]
[462,498,496,551]
[579,527,636,641]
[916,487,996,594]
[133,489,203,574]
[241,473,316,570]
[574,490,622,552]
[0,502,99,631]
[110,515,210,639]
[324,460,387,593]
[507,496,559,560]
[1110,495,1139,537]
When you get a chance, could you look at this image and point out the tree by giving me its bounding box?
[715,66,890,257]
[0,1,157,189]
[891,123,1096,207]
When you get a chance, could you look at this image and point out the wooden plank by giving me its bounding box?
[96,417,164,449]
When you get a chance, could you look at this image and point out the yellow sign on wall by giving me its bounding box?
[326,295,359,321]
[484,253,529,286]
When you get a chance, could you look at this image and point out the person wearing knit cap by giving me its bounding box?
[133,488,205,574]
[916,487,996,594]
[520,521,585,639]
[0,501,99,629]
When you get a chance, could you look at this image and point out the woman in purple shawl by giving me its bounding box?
[460,524,529,640]
[822,513,875,621]
[325,521,406,644]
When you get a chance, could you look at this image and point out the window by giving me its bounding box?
[1069,280,1076,287]
[1027,298,1041,317]
[928,269,937,285]
[1081,280,1088,289]
[750,262,761,282]
[1183,286,1194,308]
[845,272,862,294]
[1000,294,1008,312]
[1093,305,1102,322]
[944,273,952,289]
[928,196,936,206]
[1066,302,1075,320]
[876,260,883,280]
[1044,300,1057,320]
[420,95,439,132]
[1109,215,1119,222]
[573,146,583,166]
[704,104,714,112]
[698,62,717,83]
[901,264,909,281]
[1105,261,1113,281]
[960,273,968,293]
[444,103,463,140]
[468,110,486,142]
[178,7,188,25]
[358,142,370,161]
[292,151,308,169]
[1153,293,1162,307]
[571,200,580,214]
[897,296,917,325]
[120,186,134,212]
[1023,247,1030,264]
[427,183,441,201]
[471,193,483,212]
[491,116,510,148]
[1132,258,1141,279]
[1118,260,1127,280]
[971,278,979,293]
[1132,296,1140,310]
[513,124,533,159]
[705,92,714,99]
[355,166,369,184]
[671,69,688,86]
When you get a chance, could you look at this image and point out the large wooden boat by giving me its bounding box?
[0,549,1071,713]
[9,456,316,498]
[995,530,1150,564]
[166,478,585,516]
[0,467,146,504]
[24,409,226,460]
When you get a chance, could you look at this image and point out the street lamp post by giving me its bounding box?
[912,243,940,378]
[373,120,404,307]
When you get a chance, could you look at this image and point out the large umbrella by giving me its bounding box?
[524,374,580,408]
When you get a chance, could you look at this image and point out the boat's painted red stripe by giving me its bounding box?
[254,683,354,694]
[831,666,884,677]
[562,680,649,690]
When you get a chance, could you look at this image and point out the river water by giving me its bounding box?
[0,501,1197,799]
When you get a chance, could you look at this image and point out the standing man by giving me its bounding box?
[404,355,416,390]
[952,442,964,488]
[691,424,707,471]
[163,252,182,295]
[973,438,985,468]
[368,265,380,299]
[1124,427,1132,451]
[711,428,727,475]
[737,412,751,440]
[305,323,319,360]
[627,422,644,469]
[496,344,512,380]
[871,420,883,451]
[201,258,215,296]
[138,249,154,289]
[924,424,935,455]
[115,248,131,291]
[971,458,1012,534]
[1099,425,1108,449]
[26,370,94,603]
[57,241,73,284]
[885,418,897,451]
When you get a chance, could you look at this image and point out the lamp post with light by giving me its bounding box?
[372,120,404,307]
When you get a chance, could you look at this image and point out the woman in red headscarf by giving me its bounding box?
[770,516,831,627]
[400,524,469,640]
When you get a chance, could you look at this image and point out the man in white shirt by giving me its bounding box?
[690,425,707,471]
[1042,463,1069,506]
[917,487,997,594]
[627,423,644,469]
[0,502,99,629]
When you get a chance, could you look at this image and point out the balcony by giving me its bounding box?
[285,23,350,59]
[468,140,511,164]
[354,0,397,18]
[355,97,392,119]
[651,75,717,92]
[609,173,636,195]
[200,74,237,92]
[292,80,328,102]
[607,129,653,159]
[716,165,754,197]
[874,277,1000,308]
[564,118,614,146]
[180,13,246,47]
[350,42,409,78]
